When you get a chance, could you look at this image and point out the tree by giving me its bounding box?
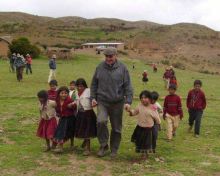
[9,37,40,58]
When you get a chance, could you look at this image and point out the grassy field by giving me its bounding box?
[0,54,220,176]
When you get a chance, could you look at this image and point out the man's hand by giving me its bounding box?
[124,104,131,112]
[91,99,98,107]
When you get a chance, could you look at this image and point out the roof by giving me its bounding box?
[82,42,124,46]
[0,36,12,44]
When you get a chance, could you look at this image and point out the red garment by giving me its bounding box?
[187,89,206,110]
[163,71,171,79]
[26,56,32,64]
[170,78,178,86]
[163,94,183,118]
[36,117,57,139]
[142,72,148,78]
[48,89,57,101]
[56,96,75,117]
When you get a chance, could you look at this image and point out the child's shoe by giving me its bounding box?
[194,134,199,138]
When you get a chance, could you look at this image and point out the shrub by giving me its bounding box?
[9,37,40,58]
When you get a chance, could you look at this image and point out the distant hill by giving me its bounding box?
[1,12,220,73]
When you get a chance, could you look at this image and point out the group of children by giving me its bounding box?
[163,66,177,89]
[126,80,206,159]
[37,78,97,155]
[36,77,206,160]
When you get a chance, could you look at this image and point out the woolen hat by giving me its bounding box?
[103,47,117,55]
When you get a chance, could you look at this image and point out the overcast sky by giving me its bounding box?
[1,0,220,31]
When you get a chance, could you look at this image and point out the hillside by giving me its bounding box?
[1,12,220,73]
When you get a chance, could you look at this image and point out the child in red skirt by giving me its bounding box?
[48,79,58,101]
[36,90,57,151]
[74,78,97,156]
[127,90,161,160]
[53,86,76,153]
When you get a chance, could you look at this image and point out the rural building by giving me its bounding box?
[46,47,72,59]
[0,36,12,59]
[81,42,124,50]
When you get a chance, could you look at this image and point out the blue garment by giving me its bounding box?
[14,57,25,68]
[49,58,56,69]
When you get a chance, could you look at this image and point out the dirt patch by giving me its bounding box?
[1,136,15,145]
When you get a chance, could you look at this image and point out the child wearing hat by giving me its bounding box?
[163,84,183,141]
[187,80,206,137]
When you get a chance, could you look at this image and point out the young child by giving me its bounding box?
[48,79,58,101]
[187,80,206,137]
[142,70,148,84]
[150,91,163,153]
[69,80,77,101]
[53,86,76,153]
[36,90,57,151]
[169,75,178,88]
[74,78,97,156]
[163,84,183,141]
[152,63,157,73]
[128,90,161,159]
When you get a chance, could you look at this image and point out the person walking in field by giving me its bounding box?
[127,90,161,159]
[25,54,32,74]
[48,80,58,101]
[187,80,206,138]
[74,78,97,156]
[142,70,149,85]
[69,80,77,101]
[36,90,57,152]
[48,54,57,83]
[163,84,183,141]
[150,91,163,153]
[169,75,178,88]
[152,63,157,73]
[9,53,16,73]
[91,47,133,158]
[53,86,76,153]
[163,68,171,89]
[14,53,26,82]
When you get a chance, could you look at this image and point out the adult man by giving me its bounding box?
[48,54,57,83]
[14,53,25,82]
[91,47,133,157]
[9,53,16,73]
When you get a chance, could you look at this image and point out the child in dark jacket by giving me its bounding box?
[48,80,58,101]
[187,80,206,137]
[53,86,76,153]
[163,84,183,141]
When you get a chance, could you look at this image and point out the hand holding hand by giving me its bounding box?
[91,99,98,107]
[124,104,131,112]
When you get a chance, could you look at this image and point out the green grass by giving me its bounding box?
[0,54,220,175]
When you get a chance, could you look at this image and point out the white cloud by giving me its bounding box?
[0,0,220,30]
